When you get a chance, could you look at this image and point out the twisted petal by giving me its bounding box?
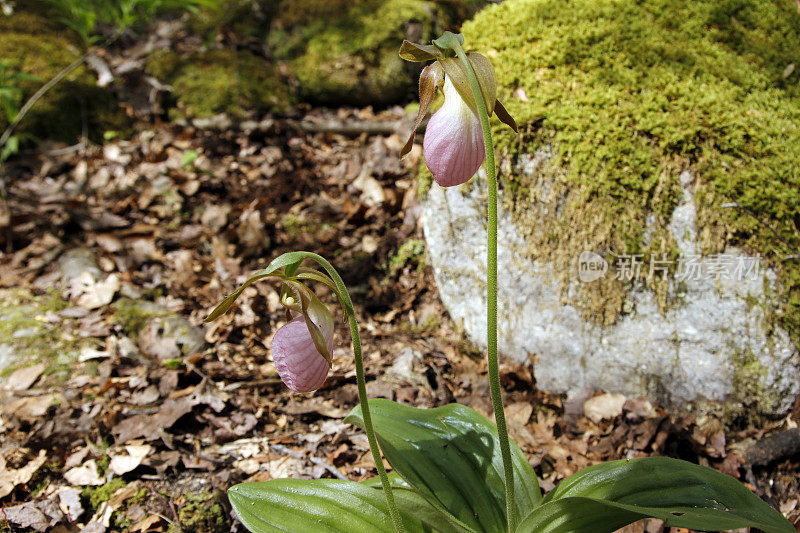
[423,75,485,187]
[271,315,334,393]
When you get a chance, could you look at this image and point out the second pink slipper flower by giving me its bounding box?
[271,307,334,393]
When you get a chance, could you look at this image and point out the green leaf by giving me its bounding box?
[228,478,457,533]
[181,149,199,168]
[517,457,794,533]
[1,135,19,162]
[399,40,441,62]
[346,399,541,533]
[204,252,307,322]
[203,271,274,322]
[262,251,309,277]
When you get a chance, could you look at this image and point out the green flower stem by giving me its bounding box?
[447,37,517,532]
[299,252,405,533]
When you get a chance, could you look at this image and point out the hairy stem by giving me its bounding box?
[447,36,517,531]
[302,253,405,533]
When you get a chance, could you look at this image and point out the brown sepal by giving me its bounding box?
[438,52,497,117]
[494,99,518,133]
[399,40,441,62]
[401,63,443,158]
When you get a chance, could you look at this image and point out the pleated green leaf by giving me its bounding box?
[229,478,458,533]
[345,399,542,533]
[517,457,793,533]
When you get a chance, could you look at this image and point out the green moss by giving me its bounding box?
[729,348,777,417]
[417,159,434,199]
[278,213,333,239]
[0,11,129,143]
[272,0,438,106]
[95,454,110,475]
[83,478,127,512]
[388,238,427,275]
[401,313,441,335]
[112,297,168,339]
[192,0,489,108]
[463,0,800,336]
[162,358,184,370]
[0,288,88,380]
[27,461,61,497]
[173,491,228,533]
[189,0,277,41]
[146,48,291,118]
[280,214,307,238]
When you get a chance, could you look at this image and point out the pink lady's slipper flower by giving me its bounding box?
[271,293,335,393]
[399,39,517,187]
[423,75,486,187]
[204,259,342,394]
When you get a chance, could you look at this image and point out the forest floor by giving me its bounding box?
[1,105,798,533]
[0,19,799,533]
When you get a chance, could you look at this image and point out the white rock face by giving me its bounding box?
[422,164,799,414]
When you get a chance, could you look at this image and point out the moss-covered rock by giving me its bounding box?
[112,298,205,359]
[188,0,278,41]
[184,0,489,109]
[0,11,129,143]
[463,0,800,339]
[0,288,86,381]
[270,0,482,106]
[146,48,291,119]
[268,0,430,106]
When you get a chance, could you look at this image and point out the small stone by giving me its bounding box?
[200,204,231,231]
[138,312,205,360]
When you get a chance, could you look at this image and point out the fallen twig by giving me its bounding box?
[291,118,427,136]
[745,428,800,468]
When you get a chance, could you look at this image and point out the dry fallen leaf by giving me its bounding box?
[85,500,115,532]
[64,459,105,486]
[0,449,47,498]
[57,487,84,521]
[5,394,58,420]
[3,363,47,391]
[130,514,163,532]
[109,482,142,508]
[584,393,627,424]
[113,380,228,443]
[75,273,120,309]
[506,401,534,428]
[109,444,153,475]
[2,502,50,532]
